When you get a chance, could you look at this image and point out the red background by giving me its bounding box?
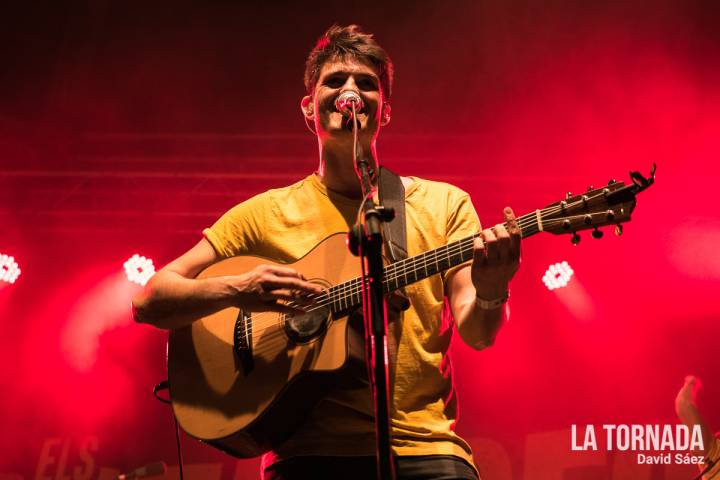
[1,1,719,479]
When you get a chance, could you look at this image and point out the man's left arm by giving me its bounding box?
[447,207,521,350]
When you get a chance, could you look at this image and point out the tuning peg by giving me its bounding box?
[614,224,623,236]
[571,232,581,245]
[566,191,572,200]
[592,228,603,239]
[607,179,616,185]
[587,185,594,191]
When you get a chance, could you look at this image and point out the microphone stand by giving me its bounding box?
[346,103,395,480]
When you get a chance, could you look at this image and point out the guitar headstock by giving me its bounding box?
[529,164,656,244]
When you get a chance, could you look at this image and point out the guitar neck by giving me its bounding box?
[326,210,542,315]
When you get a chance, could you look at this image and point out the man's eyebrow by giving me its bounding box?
[322,70,379,80]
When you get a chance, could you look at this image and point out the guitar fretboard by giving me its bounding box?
[326,210,543,314]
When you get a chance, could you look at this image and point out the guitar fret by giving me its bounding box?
[334,285,341,313]
[518,212,535,238]
[337,282,344,312]
[347,281,353,310]
[407,257,414,282]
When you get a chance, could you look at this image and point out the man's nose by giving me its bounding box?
[341,76,359,92]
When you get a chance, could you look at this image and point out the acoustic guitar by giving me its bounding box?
[167,166,655,457]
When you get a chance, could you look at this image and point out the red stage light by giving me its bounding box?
[123,254,156,286]
[0,254,21,284]
[542,261,574,291]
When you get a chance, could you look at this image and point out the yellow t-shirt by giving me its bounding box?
[203,173,481,470]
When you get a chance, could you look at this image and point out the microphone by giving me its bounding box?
[334,90,364,115]
[116,461,167,480]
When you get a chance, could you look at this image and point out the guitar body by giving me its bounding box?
[168,233,361,457]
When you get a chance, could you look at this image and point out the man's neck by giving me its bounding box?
[316,138,378,199]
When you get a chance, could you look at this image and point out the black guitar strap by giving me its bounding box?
[378,166,407,263]
[377,166,409,394]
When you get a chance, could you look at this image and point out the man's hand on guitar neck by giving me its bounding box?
[471,206,521,300]
[132,238,324,330]
[447,207,521,350]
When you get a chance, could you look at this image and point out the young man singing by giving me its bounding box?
[133,25,521,480]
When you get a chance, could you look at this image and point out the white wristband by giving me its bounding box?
[475,291,509,310]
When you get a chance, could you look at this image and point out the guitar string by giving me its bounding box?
[325,186,614,294]
[249,203,607,335]
[300,206,541,308]
[379,194,614,288]
[238,190,622,350]
[243,200,614,339]
[239,225,503,353]
[376,189,621,289]
[249,227,542,354]
[302,192,587,304]
[245,213,606,354]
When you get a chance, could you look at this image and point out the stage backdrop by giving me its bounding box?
[1,1,719,479]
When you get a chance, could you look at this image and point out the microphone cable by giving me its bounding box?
[153,380,184,480]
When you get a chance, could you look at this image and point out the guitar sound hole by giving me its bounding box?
[283,306,331,343]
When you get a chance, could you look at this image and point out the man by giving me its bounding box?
[133,25,521,480]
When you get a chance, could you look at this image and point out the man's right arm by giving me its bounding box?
[132,238,323,330]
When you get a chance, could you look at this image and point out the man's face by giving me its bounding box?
[303,57,388,142]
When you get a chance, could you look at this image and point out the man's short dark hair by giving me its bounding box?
[304,24,394,99]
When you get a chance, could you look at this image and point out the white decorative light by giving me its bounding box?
[124,254,156,286]
[0,254,21,284]
[542,261,574,291]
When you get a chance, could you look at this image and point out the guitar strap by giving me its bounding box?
[377,166,409,396]
[329,167,409,395]
[378,166,407,263]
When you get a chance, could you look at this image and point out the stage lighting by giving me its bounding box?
[124,254,156,286]
[0,254,21,284]
[542,261,574,291]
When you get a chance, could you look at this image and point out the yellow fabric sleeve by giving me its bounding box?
[442,193,481,286]
[202,193,269,258]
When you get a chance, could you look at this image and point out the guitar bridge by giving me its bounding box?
[233,309,254,376]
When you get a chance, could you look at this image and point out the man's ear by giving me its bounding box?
[380,102,391,126]
[301,96,314,120]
